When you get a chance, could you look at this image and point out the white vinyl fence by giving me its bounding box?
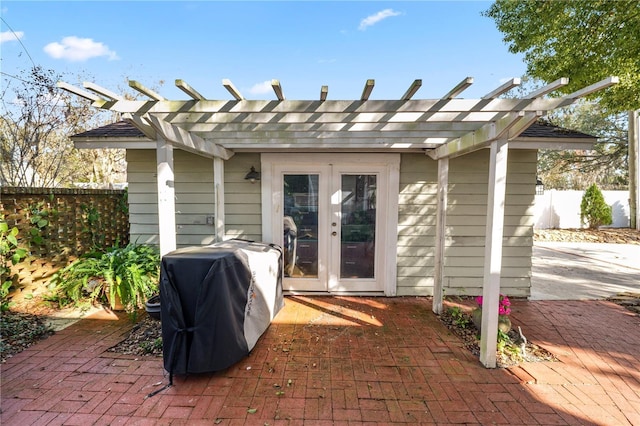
[534,190,631,229]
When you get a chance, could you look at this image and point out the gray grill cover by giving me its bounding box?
[160,240,283,375]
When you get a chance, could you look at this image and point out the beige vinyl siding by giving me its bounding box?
[127,149,217,246]
[396,149,536,297]
[127,150,159,245]
[224,153,262,241]
[127,150,262,246]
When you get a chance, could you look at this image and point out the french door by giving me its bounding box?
[261,154,399,295]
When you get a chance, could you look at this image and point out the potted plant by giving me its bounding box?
[50,243,160,314]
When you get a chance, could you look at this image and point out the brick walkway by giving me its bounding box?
[2,296,639,425]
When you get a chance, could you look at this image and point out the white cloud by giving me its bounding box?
[43,36,119,62]
[358,9,401,31]
[248,80,273,95]
[1,30,24,44]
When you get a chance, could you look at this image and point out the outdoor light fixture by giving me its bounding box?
[536,177,544,195]
[244,166,261,183]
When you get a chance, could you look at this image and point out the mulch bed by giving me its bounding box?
[0,312,55,363]
[438,304,558,368]
[107,314,163,357]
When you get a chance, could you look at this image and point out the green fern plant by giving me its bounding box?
[50,244,160,314]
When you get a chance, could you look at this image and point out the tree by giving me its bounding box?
[484,0,640,113]
[539,102,628,190]
[580,184,612,229]
[485,1,640,227]
[0,66,124,187]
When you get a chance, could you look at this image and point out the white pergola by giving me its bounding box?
[60,75,617,367]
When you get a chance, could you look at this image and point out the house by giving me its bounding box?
[63,76,615,367]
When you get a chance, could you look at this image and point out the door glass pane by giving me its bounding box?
[283,174,319,278]
[340,175,376,278]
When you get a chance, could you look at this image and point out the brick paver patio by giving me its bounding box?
[2,296,639,425]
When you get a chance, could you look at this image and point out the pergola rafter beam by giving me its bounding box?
[272,79,285,101]
[175,79,205,100]
[145,115,234,160]
[402,79,422,101]
[564,76,619,100]
[525,77,569,99]
[361,79,375,101]
[442,77,474,99]
[482,78,521,99]
[320,85,328,102]
[129,80,165,101]
[83,82,123,101]
[57,81,103,102]
[222,79,244,101]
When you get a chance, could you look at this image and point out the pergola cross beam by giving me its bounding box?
[145,115,234,160]
[427,111,542,160]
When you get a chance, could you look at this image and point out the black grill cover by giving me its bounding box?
[160,240,283,375]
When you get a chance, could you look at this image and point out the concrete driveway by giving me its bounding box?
[531,242,640,300]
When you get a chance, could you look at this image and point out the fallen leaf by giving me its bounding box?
[248,408,257,414]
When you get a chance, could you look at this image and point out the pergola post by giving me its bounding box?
[433,157,449,314]
[156,137,177,256]
[213,157,225,242]
[629,110,639,230]
[479,139,509,368]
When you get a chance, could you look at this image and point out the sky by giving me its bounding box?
[0,1,527,102]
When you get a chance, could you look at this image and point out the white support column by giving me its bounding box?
[213,157,225,242]
[433,157,449,314]
[629,110,639,230]
[156,137,176,256]
[480,139,509,368]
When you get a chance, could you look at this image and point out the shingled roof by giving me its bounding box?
[519,120,594,139]
[73,120,594,141]
[73,121,146,138]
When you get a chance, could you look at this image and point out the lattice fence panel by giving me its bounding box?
[1,187,130,291]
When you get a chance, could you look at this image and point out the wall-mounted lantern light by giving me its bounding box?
[244,166,261,184]
[536,177,544,195]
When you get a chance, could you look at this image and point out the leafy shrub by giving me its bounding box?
[580,184,612,229]
[1,218,28,311]
[50,244,160,313]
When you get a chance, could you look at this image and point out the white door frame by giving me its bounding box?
[261,153,399,296]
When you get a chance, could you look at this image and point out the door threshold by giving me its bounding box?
[283,290,387,297]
